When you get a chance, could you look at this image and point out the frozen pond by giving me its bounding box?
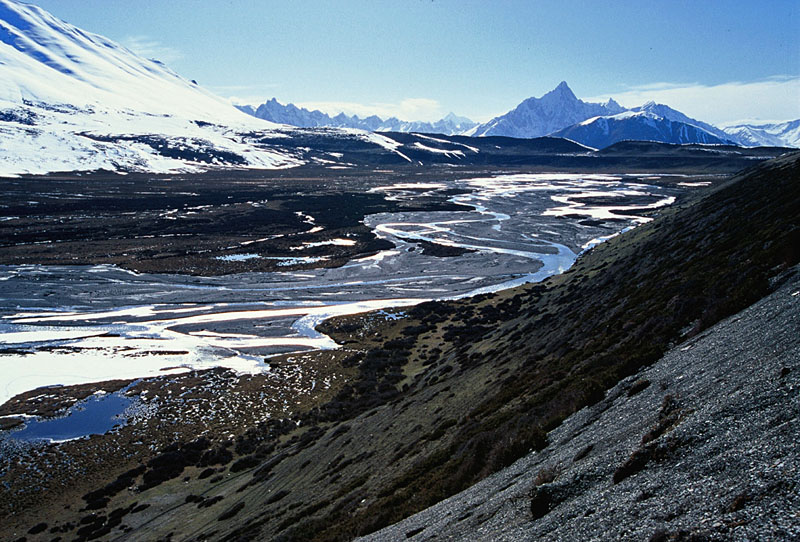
[0,173,685,406]
[8,389,133,442]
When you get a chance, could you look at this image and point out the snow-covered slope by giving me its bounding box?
[237,98,477,135]
[551,109,735,149]
[0,0,267,122]
[722,120,800,148]
[0,0,305,176]
[467,82,626,138]
[632,101,734,143]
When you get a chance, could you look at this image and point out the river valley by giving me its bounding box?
[0,171,691,412]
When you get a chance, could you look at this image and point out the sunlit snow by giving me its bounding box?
[0,0,404,176]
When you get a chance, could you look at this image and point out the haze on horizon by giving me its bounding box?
[26,0,800,125]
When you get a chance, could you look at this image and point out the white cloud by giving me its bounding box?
[121,35,183,64]
[294,97,445,122]
[588,76,800,126]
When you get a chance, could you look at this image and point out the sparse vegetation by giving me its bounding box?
[534,464,562,486]
[628,378,651,397]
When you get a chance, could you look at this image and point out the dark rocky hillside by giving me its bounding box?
[253,130,789,171]
[363,264,800,540]
[1,152,798,541]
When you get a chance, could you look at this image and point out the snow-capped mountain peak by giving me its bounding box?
[467,81,627,138]
[442,111,474,125]
[544,80,578,101]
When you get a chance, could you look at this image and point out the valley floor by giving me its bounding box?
[0,166,687,406]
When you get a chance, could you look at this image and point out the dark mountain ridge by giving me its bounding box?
[243,129,790,171]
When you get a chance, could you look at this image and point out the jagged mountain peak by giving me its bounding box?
[469,81,627,138]
[516,82,579,109]
[544,80,578,101]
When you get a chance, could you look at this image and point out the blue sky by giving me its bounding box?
[29,0,800,124]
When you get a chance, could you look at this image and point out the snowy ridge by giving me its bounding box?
[551,109,735,149]
[347,129,414,162]
[0,0,308,176]
[722,119,800,148]
[0,0,266,124]
[631,102,734,143]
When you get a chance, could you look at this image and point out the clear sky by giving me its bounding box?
[28,0,800,124]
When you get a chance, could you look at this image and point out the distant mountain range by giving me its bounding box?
[721,120,800,148]
[239,82,799,149]
[0,0,796,179]
[236,99,477,135]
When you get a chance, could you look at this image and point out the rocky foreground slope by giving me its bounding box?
[1,152,798,541]
[363,265,800,541]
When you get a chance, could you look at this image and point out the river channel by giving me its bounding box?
[0,173,685,406]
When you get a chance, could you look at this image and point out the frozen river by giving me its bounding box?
[0,173,682,405]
